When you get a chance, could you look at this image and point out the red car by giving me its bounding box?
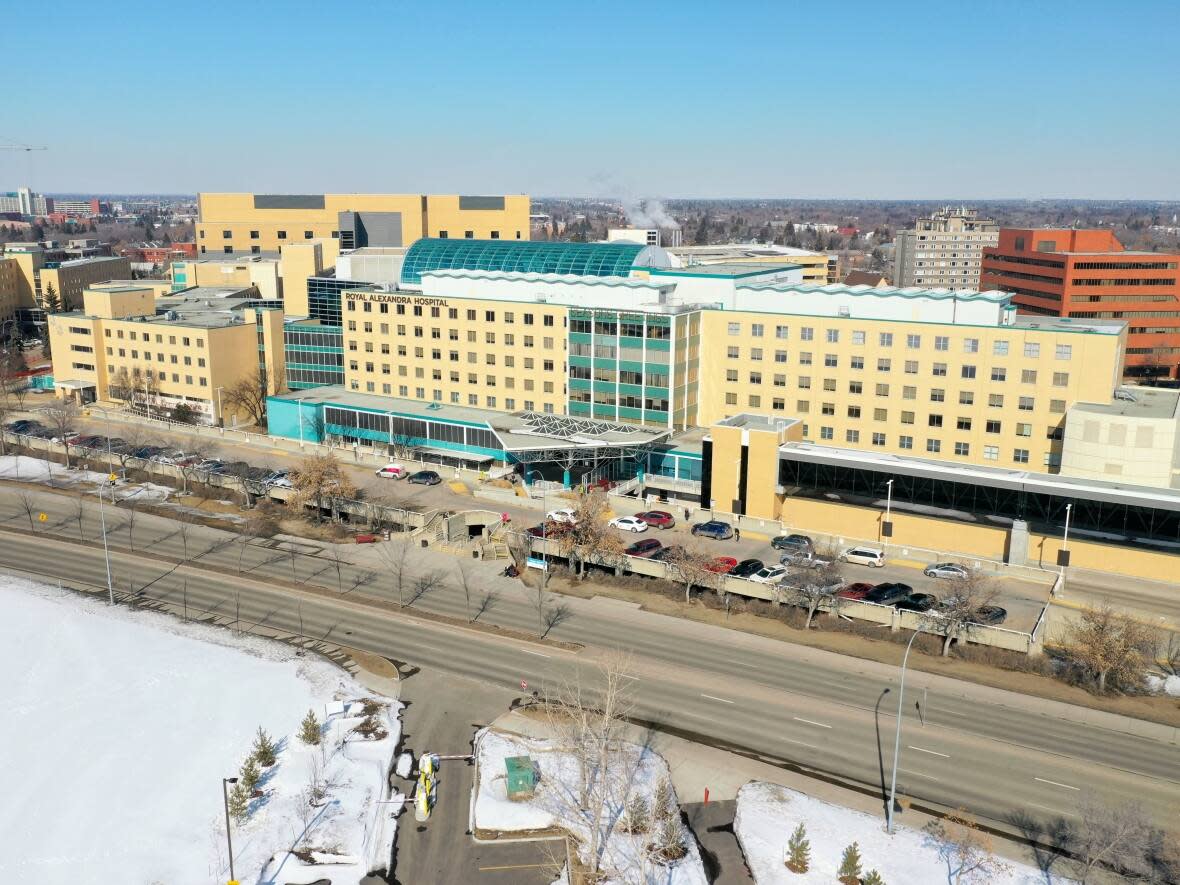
[355,533,379,544]
[636,510,676,529]
[526,521,572,539]
[837,582,874,600]
[705,556,738,574]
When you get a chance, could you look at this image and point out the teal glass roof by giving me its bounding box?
[400,238,647,284]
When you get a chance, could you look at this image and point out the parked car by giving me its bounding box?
[749,564,788,585]
[691,520,733,540]
[624,538,663,558]
[66,434,104,449]
[771,533,814,553]
[896,592,938,612]
[608,515,648,533]
[923,562,970,580]
[131,445,164,460]
[837,582,874,600]
[546,507,578,524]
[375,463,407,479]
[705,556,739,574]
[150,450,187,465]
[840,546,886,568]
[636,510,675,529]
[937,597,1008,625]
[197,459,226,472]
[730,558,765,578]
[7,419,41,434]
[650,545,684,562]
[779,550,833,569]
[525,520,572,539]
[407,470,442,486]
[863,582,913,605]
[355,533,379,544]
[49,429,78,444]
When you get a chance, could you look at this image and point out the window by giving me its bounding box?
[773,374,786,387]
[1055,344,1072,360]
[904,360,918,374]
[749,372,762,385]
[727,322,741,336]
[822,402,836,416]
[903,386,917,400]
[1016,423,1032,437]
[748,394,761,407]
[277,230,286,240]
[1050,399,1067,414]
[845,429,860,443]
[901,411,915,424]
[776,325,789,339]
[826,329,839,343]
[934,336,949,351]
[875,383,889,396]
[961,365,976,379]
[957,417,972,430]
[874,407,888,421]
[1018,396,1035,411]
[926,439,941,453]
[824,354,838,368]
[954,442,970,456]
[850,356,864,370]
[823,378,837,391]
[1020,369,1037,384]
[1023,342,1040,358]
[899,435,913,450]
[906,334,921,349]
[775,350,788,363]
[877,358,891,371]
[872,432,886,446]
[847,405,861,418]
[963,338,979,353]
[991,367,1007,382]
[725,392,737,405]
[1052,372,1069,387]
[820,426,834,440]
[796,400,810,412]
[798,376,811,389]
[879,333,893,347]
[928,414,943,427]
[993,340,1009,356]
[986,420,1001,433]
[304,230,313,239]
[751,348,763,361]
[852,330,866,345]
[727,346,739,359]
[221,229,231,239]
[799,352,812,365]
[800,327,814,341]
[751,323,764,337]
[932,363,947,377]
[1013,449,1030,464]
[983,445,999,460]
[930,389,945,402]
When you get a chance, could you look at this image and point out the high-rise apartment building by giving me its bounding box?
[981,228,1180,377]
[892,207,999,290]
[195,193,530,255]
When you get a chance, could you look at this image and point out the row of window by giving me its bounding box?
[103,328,205,347]
[723,387,1067,413]
[569,318,672,339]
[720,324,1073,359]
[347,345,559,371]
[721,357,1071,385]
[348,361,559,392]
[813,428,1038,464]
[569,366,669,386]
[570,391,670,411]
[346,322,559,349]
[347,300,558,325]
[108,366,209,388]
[103,347,206,367]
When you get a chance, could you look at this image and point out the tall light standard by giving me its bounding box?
[1057,502,1072,590]
[215,386,225,428]
[882,479,894,547]
[886,627,922,834]
[221,776,239,884]
[97,480,114,605]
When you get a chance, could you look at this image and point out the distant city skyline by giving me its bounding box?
[4,0,1178,199]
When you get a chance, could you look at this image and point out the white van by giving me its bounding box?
[840,546,886,568]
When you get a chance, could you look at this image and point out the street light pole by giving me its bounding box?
[1060,503,1072,582]
[215,386,225,428]
[221,776,239,884]
[883,478,894,546]
[886,627,922,835]
[97,482,114,605]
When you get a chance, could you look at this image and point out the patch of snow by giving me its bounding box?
[871,498,977,522]
[0,454,110,486]
[1071,527,1127,542]
[734,781,1074,885]
[1133,536,1180,550]
[1145,673,1180,697]
[475,729,707,885]
[0,575,401,885]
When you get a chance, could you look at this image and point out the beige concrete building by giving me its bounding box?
[0,244,130,312]
[892,207,999,290]
[1060,387,1180,488]
[47,285,285,426]
[670,243,838,284]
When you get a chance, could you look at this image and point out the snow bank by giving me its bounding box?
[1145,673,1180,697]
[0,455,171,502]
[734,781,1072,885]
[474,728,707,885]
[0,575,401,885]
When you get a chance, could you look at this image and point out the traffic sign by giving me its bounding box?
[37,512,47,523]
[520,679,528,692]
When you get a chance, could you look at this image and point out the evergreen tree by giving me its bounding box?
[42,282,62,313]
[861,871,884,885]
[653,778,675,821]
[649,814,687,863]
[624,794,650,834]
[252,726,277,767]
[837,841,863,884]
[299,709,321,745]
[239,756,261,793]
[227,780,249,823]
[785,822,810,873]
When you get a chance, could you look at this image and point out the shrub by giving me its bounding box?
[298,709,321,746]
[252,726,277,767]
[785,822,810,873]
[239,756,261,793]
[623,795,650,834]
[226,780,249,822]
[838,841,863,884]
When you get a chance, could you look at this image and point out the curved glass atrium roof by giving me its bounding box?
[400,238,655,284]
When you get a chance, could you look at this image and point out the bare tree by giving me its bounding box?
[784,558,845,629]
[1065,603,1159,694]
[112,424,156,470]
[407,568,444,607]
[923,809,1009,883]
[236,516,255,573]
[41,400,80,467]
[925,568,1001,656]
[377,537,412,606]
[73,498,86,541]
[176,514,193,561]
[287,453,356,524]
[553,489,627,578]
[327,543,348,594]
[124,499,139,550]
[176,441,215,493]
[302,408,327,444]
[541,653,638,880]
[1069,795,1157,883]
[219,369,273,427]
[0,392,13,456]
[15,491,38,530]
[1162,631,1180,677]
[454,560,477,621]
[664,545,721,604]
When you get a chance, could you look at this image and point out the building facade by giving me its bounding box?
[195,192,531,255]
[980,228,1180,377]
[892,207,999,290]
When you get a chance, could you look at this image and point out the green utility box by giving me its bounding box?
[504,755,540,801]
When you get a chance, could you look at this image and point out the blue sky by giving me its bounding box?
[5,0,1178,198]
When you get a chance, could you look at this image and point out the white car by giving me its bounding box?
[840,546,886,568]
[375,463,407,479]
[546,508,578,524]
[924,562,969,580]
[748,564,787,584]
[608,516,648,533]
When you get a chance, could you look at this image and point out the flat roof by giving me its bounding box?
[650,263,801,279]
[1071,386,1180,420]
[779,441,1180,512]
[738,281,1010,303]
[715,413,800,433]
[1009,314,1125,336]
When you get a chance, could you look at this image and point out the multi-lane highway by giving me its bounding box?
[1,486,1177,834]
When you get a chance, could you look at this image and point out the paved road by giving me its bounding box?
[0,486,1176,837]
[683,801,752,885]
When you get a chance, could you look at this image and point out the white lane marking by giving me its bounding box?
[899,768,940,782]
[908,745,950,758]
[783,738,821,750]
[519,649,550,658]
[793,716,832,729]
[701,694,735,704]
[937,708,966,717]
[1034,777,1080,791]
[1028,802,1077,818]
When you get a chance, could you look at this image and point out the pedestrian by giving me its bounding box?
[684,506,690,521]
[734,527,741,542]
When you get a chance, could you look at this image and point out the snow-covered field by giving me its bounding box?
[0,454,173,502]
[474,728,708,885]
[735,781,1071,885]
[1,575,401,885]
[1146,672,1180,697]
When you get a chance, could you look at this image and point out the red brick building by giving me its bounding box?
[981,229,1180,377]
[121,241,198,264]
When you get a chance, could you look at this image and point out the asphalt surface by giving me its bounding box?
[0,486,1177,837]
